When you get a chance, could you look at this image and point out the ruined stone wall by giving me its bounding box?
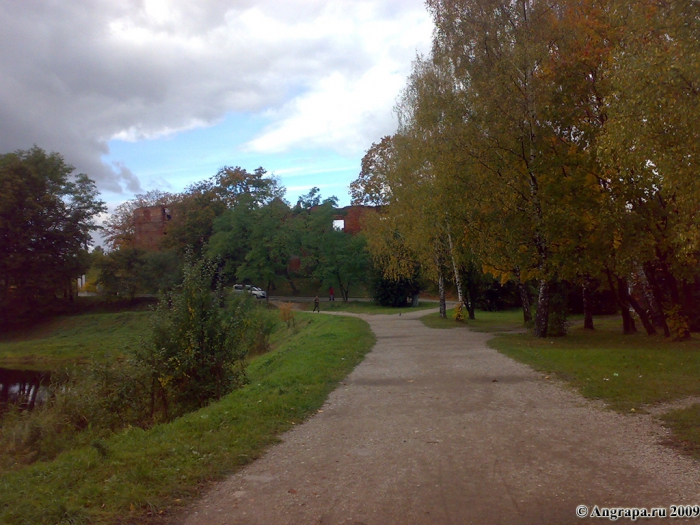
[132,205,174,250]
[334,205,373,234]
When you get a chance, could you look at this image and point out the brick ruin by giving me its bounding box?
[333,205,373,234]
[132,205,173,251]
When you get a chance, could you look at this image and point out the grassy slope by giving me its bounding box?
[0,313,375,525]
[0,311,151,368]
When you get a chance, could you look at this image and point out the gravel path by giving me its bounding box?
[179,309,700,525]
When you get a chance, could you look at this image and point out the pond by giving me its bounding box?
[0,367,52,413]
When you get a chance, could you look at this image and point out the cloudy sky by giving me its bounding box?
[0,0,433,215]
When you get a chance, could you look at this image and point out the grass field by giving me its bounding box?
[0,312,375,525]
[0,311,152,368]
[298,300,437,315]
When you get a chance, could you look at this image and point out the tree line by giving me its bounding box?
[351,0,700,338]
[95,169,370,304]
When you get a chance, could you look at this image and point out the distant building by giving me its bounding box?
[132,205,174,250]
[332,205,374,234]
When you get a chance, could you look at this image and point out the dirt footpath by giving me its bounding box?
[179,309,700,525]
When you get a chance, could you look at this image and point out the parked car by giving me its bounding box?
[233,284,267,299]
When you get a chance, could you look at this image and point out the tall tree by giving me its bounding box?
[163,166,285,256]
[0,147,105,322]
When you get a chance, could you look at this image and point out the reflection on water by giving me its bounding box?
[0,368,51,413]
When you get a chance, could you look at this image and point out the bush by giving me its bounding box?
[133,253,252,418]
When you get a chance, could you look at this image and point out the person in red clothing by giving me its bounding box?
[329,286,335,301]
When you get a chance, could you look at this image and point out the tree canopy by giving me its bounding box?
[353,0,700,338]
[0,147,105,323]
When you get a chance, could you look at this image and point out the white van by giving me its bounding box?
[233,284,267,299]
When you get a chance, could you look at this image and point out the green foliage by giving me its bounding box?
[354,0,700,339]
[0,259,280,467]
[93,248,182,299]
[370,271,420,307]
[93,247,147,301]
[298,201,370,301]
[665,305,691,342]
[163,166,285,256]
[208,189,372,300]
[0,361,151,466]
[0,147,105,325]
[134,253,251,416]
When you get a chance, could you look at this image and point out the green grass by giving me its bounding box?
[298,299,437,315]
[0,311,152,368]
[0,312,375,525]
[421,308,525,332]
[488,318,700,412]
[661,405,700,459]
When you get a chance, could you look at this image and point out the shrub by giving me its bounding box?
[133,253,251,418]
[666,305,691,341]
[279,302,296,330]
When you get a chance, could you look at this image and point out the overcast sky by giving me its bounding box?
[0,0,433,215]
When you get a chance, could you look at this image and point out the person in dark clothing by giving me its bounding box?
[313,296,320,312]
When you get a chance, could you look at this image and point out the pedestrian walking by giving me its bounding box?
[313,296,320,312]
[329,286,335,301]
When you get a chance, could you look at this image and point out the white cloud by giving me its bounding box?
[0,0,432,194]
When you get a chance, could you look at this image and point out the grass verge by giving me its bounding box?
[488,319,700,412]
[422,309,700,458]
[298,300,436,315]
[0,311,152,368]
[421,308,525,332]
[0,312,375,525]
[661,405,700,459]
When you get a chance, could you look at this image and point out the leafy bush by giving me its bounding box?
[665,304,691,341]
[133,253,252,418]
